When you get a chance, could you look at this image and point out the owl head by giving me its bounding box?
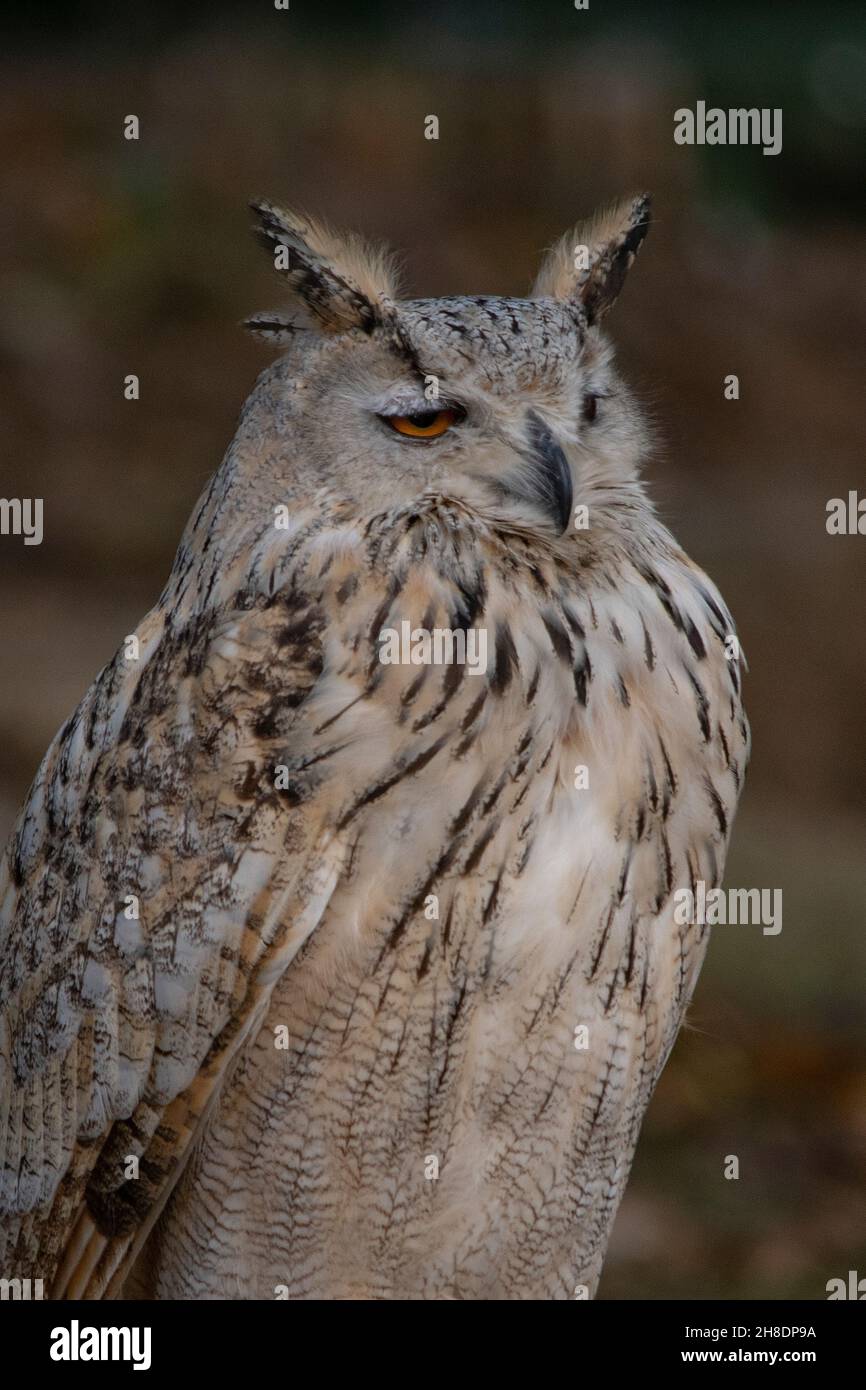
[242,196,652,540]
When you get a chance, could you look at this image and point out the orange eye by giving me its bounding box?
[384,407,461,438]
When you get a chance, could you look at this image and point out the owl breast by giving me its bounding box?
[130,534,743,1300]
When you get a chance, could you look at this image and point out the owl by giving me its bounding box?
[0,194,748,1300]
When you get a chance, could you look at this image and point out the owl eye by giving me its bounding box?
[582,394,599,424]
[382,406,463,439]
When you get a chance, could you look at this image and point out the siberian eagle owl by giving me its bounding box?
[0,195,748,1300]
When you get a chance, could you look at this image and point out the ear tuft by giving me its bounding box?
[249,200,402,335]
[531,193,651,325]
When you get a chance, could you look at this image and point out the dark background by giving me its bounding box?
[1,1,864,1298]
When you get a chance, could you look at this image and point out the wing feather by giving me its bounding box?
[0,558,359,1295]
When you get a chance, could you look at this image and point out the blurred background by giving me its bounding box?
[1,0,864,1299]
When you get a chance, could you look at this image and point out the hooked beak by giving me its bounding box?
[518,411,574,535]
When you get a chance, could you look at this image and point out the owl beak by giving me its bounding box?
[521,411,574,535]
